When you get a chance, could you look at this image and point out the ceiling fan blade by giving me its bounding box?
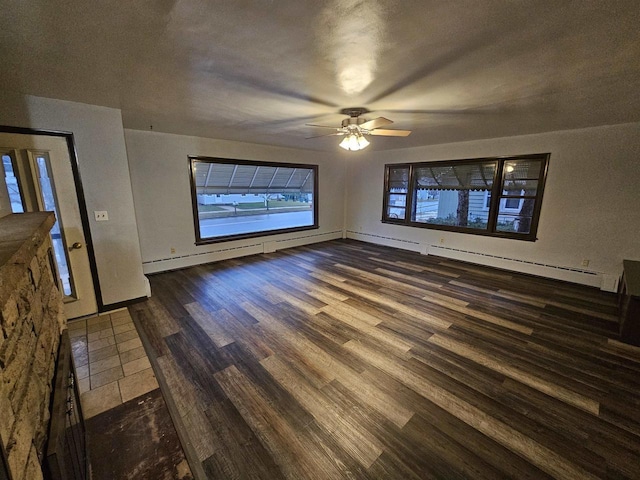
[369,129,412,137]
[305,132,345,139]
[359,117,393,130]
[305,123,341,129]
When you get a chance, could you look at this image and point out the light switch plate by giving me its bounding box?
[94,210,109,221]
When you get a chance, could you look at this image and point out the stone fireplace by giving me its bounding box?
[0,212,66,480]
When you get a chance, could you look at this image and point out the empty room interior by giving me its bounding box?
[1,1,640,479]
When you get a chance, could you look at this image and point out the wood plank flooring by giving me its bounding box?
[86,388,193,479]
[130,239,640,479]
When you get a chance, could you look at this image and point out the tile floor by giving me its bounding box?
[68,308,160,419]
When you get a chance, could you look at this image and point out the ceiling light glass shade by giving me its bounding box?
[339,133,370,151]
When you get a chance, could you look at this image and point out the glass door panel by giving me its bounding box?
[30,151,74,297]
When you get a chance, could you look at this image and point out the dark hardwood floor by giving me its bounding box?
[130,239,640,479]
[87,388,192,480]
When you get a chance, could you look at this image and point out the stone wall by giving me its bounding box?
[0,213,66,480]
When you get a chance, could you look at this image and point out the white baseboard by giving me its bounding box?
[344,231,619,292]
[273,230,343,250]
[142,243,264,274]
[346,230,422,253]
[142,230,343,274]
[428,244,606,289]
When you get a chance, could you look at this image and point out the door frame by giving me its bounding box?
[1,125,104,311]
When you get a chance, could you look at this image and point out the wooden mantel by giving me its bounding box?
[0,213,56,284]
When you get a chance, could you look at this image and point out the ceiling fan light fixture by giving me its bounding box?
[348,134,360,150]
[339,132,370,151]
[308,108,409,150]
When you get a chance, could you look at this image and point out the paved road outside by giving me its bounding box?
[200,210,314,238]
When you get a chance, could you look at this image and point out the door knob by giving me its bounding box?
[71,242,83,250]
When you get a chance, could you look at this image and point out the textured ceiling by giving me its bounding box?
[2,0,640,151]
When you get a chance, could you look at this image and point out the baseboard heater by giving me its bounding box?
[143,230,343,274]
[265,230,343,253]
[144,242,264,264]
[44,331,89,480]
[428,244,610,288]
[346,231,617,291]
[346,230,422,251]
[143,242,264,274]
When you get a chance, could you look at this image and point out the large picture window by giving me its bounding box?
[382,154,549,241]
[189,157,318,244]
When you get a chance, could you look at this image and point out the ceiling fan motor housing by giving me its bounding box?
[340,107,369,117]
[341,116,367,128]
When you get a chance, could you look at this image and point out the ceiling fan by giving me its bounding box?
[306,107,411,151]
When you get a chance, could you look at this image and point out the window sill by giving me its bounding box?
[381,219,537,242]
[195,224,319,246]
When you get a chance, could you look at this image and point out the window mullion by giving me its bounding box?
[407,164,416,223]
[487,160,504,232]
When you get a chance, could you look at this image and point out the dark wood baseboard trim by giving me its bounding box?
[100,296,147,313]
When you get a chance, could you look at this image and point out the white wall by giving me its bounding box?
[0,93,148,306]
[346,122,640,291]
[3,92,635,295]
[124,129,345,273]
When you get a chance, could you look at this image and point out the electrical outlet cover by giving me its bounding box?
[94,210,109,221]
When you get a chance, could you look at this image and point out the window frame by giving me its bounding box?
[382,163,412,222]
[382,153,549,241]
[189,156,319,245]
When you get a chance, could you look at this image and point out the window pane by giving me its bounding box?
[388,194,406,207]
[502,159,542,195]
[503,179,538,195]
[504,159,542,178]
[415,162,496,190]
[34,154,73,296]
[388,166,409,193]
[496,196,536,234]
[498,158,543,235]
[413,189,490,229]
[504,197,521,209]
[496,212,533,233]
[192,159,317,242]
[2,154,24,213]
[386,193,406,219]
[386,205,405,219]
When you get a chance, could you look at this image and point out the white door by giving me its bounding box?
[0,132,97,319]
